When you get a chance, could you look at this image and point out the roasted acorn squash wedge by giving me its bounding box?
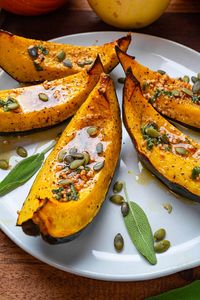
[0,56,104,133]
[116,46,200,130]
[0,30,131,82]
[17,73,122,244]
[123,70,200,202]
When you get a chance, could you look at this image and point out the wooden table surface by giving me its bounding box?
[0,0,200,299]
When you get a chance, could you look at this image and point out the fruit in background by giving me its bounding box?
[0,0,67,16]
[87,0,170,29]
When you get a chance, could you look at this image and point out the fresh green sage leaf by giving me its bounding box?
[0,141,56,196]
[123,182,157,265]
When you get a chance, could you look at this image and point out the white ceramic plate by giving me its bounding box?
[0,32,200,282]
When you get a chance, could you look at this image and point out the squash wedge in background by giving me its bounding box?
[123,70,200,202]
[0,56,104,133]
[17,73,122,244]
[116,46,200,130]
[0,30,131,82]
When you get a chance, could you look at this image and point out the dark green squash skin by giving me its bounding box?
[123,102,200,203]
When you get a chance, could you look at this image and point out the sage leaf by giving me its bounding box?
[0,141,56,196]
[123,182,157,265]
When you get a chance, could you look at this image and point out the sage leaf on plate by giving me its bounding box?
[123,182,157,265]
[0,141,56,196]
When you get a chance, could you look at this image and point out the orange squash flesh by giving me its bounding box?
[116,46,200,130]
[123,71,200,202]
[17,73,121,243]
[0,30,131,82]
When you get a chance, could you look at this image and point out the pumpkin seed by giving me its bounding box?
[69,147,77,155]
[197,73,200,80]
[192,80,200,94]
[121,202,129,217]
[0,159,9,170]
[71,153,84,159]
[56,50,66,62]
[96,142,103,154]
[87,126,98,136]
[114,233,124,252]
[163,203,173,214]
[109,194,124,205]
[63,59,73,68]
[175,147,188,155]
[93,160,104,171]
[70,158,85,170]
[6,102,19,110]
[58,149,67,162]
[38,92,49,102]
[182,87,193,97]
[16,146,28,158]
[64,155,74,164]
[28,45,38,58]
[83,152,90,165]
[58,179,72,185]
[117,77,125,84]
[182,75,190,83]
[154,240,170,253]
[33,61,43,71]
[171,89,179,97]
[157,70,166,75]
[145,127,159,138]
[191,166,200,180]
[77,60,93,67]
[113,181,123,193]
[191,76,198,83]
[154,228,166,241]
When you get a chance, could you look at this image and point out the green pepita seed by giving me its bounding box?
[83,152,90,165]
[121,202,129,217]
[145,127,159,138]
[38,92,49,102]
[96,142,103,154]
[69,147,77,155]
[58,150,67,162]
[192,80,200,94]
[109,194,124,205]
[87,126,98,137]
[16,146,28,158]
[93,160,104,171]
[56,50,66,62]
[63,59,73,68]
[171,89,179,97]
[113,181,123,193]
[64,155,74,164]
[197,73,200,80]
[191,166,200,180]
[191,76,198,83]
[154,228,166,241]
[55,194,62,200]
[175,147,188,155]
[77,60,93,67]
[182,87,193,97]
[154,240,170,253]
[70,158,85,170]
[117,77,125,84]
[71,153,84,159]
[0,159,9,170]
[182,75,190,83]
[114,233,124,252]
[163,203,173,214]
[58,179,72,185]
[157,70,166,75]
[6,102,19,110]
[28,45,38,58]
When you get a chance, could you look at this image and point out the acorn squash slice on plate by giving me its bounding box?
[116,46,200,130]
[0,56,104,133]
[17,73,122,244]
[123,70,200,202]
[0,30,131,82]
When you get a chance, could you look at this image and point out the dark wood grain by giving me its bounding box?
[0,3,200,300]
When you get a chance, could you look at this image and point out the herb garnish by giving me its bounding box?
[192,95,200,104]
[141,123,169,150]
[149,89,173,104]
[37,45,49,55]
[191,167,200,180]
[0,141,56,196]
[123,183,157,265]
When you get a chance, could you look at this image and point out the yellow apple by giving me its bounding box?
[87,0,170,29]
